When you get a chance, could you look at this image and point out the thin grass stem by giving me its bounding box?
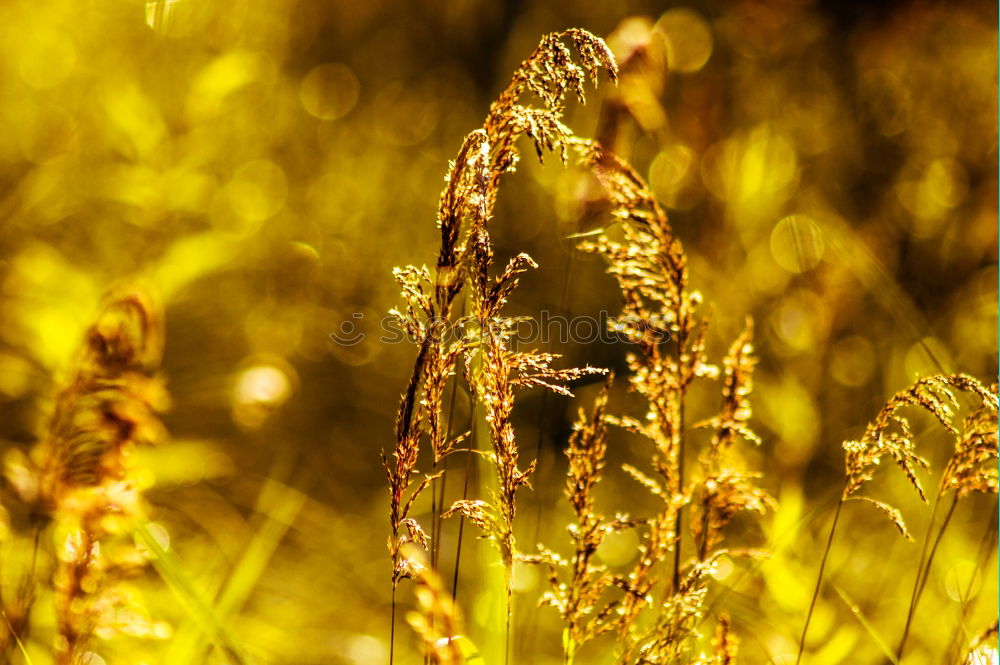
[2,610,34,665]
[831,582,900,665]
[523,243,576,661]
[430,458,439,568]
[505,572,513,665]
[897,492,959,661]
[673,392,686,593]
[894,491,943,662]
[432,377,461,570]
[390,585,397,665]
[946,501,998,664]
[451,415,477,601]
[796,494,845,665]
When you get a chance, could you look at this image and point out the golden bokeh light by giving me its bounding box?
[226,159,288,222]
[300,63,361,121]
[16,26,76,89]
[829,335,875,388]
[770,214,825,273]
[649,143,699,210]
[655,8,714,73]
[232,360,297,429]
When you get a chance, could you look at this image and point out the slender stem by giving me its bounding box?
[895,492,943,662]
[524,244,576,660]
[672,335,687,594]
[698,492,710,562]
[452,290,480,602]
[430,459,438,568]
[564,628,576,665]
[427,465,436,665]
[433,306,465,572]
[31,524,40,578]
[389,585,397,665]
[672,402,684,593]
[451,416,476,601]
[897,493,959,661]
[945,501,998,664]
[433,458,447,568]
[505,573,513,665]
[2,609,31,664]
[796,496,845,665]
[915,495,957,605]
[432,381,460,569]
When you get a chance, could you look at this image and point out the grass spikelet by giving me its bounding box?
[941,386,999,498]
[693,320,774,560]
[632,556,718,664]
[574,139,714,603]
[846,496,912,540]
[540,375,636,664]
[484,30,617,195]
[842,374,994,508]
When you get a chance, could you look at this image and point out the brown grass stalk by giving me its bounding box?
[387,28,617,664]
[539,375,635,664]
[569,139,772,663]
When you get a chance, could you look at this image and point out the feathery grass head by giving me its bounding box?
[941,385,999,498]
[631,556,718,664]
[568,135,772,662]
[540,376,638,660]
[694,320,774,558]
[842,374,998,538]
[575,139,714,500]
[16,287,169,517]
[485,30,616,191]
[386,30,617,593]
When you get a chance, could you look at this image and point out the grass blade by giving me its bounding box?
[830,581,899,665]
[135,521,251,665]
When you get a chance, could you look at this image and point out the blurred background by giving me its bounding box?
[0,0,995,663]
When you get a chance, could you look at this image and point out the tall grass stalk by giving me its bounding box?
[386,28,617,665]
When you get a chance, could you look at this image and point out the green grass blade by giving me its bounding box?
[135,521,250,665]
[831,581,900,665]
[216,477,306,619]
[2,609,35,665]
